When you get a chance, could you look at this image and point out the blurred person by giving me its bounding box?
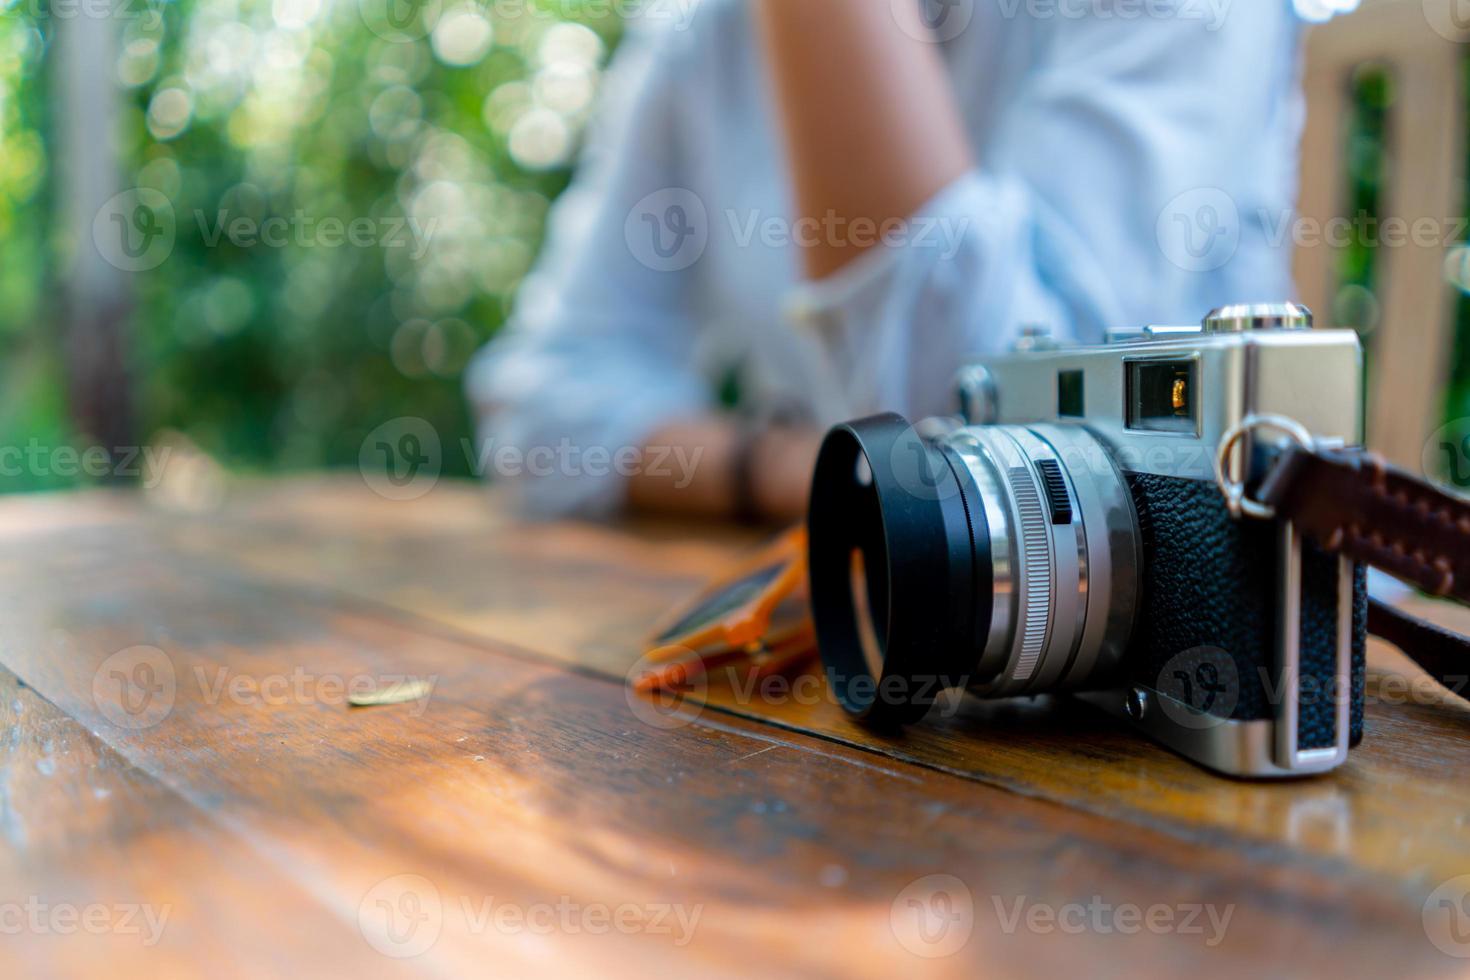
[467,0,1304,523]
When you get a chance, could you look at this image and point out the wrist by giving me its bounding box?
[749,426,823,524]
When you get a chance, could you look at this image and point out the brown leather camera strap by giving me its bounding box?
[1257,445,1470,689]
[1367,599,1470,697]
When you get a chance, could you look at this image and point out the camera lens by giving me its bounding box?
[807,414,1141,725]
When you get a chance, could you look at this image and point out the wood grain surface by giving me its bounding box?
[2,477,1469,978]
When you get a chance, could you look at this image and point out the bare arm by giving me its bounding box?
[630,4,968,522]
[754,0,973,279]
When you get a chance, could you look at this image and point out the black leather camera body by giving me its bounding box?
[1118,465,1368,768]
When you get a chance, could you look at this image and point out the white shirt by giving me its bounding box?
[467,0,1306,517]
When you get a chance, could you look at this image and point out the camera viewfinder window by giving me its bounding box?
[1126,359,1198,434]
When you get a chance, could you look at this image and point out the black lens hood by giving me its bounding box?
[807,414,988,726]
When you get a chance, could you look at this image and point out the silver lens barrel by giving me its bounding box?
[944,424,1142,697]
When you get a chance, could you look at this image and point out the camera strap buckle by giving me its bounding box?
[1213,414,1318,521]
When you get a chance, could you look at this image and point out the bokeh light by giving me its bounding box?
[1292,0,1361,23]
[431,7,494,67]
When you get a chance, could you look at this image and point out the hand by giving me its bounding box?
[627,418,822,525]
[750,426,824,523]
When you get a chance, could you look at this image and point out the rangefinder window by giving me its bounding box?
[1126,358,1197,434]
[1057,370,1085,418]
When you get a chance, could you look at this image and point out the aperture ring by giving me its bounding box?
[1006,464,1053,683]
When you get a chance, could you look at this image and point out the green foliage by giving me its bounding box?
[130,0,620,477]
[1450,52,1470,422]
[1333,63,1391,333]
[0,0,621,489]
[1336,55,1470,427]
[0,12,67,489]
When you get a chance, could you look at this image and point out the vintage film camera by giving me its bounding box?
[807,303,1367,777]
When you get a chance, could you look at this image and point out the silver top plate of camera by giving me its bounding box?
[959,302,1361,483]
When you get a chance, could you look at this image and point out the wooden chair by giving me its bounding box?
[1296,0,1467,467]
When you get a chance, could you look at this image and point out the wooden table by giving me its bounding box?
[3,477,1470,978]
